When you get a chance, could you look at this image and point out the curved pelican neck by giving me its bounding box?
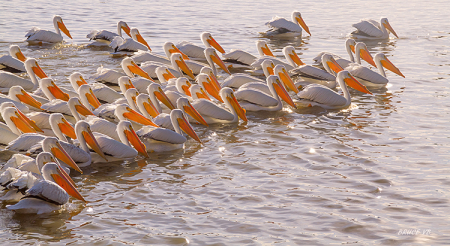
[374,55,386,77]
[68,99,82,122]
[267,80,283,111]
[53,17,62,37]
[336,75,352,108]
[49,117,68,142]
[204,51,218,77]
[346,43,355,63]
[25,63,40,91]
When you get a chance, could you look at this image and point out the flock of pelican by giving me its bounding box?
[0,12,404,214]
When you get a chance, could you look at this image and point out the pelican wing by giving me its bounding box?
[251,56,294,70]
[141,62,181,79]
[41,100,71,115]
[25,29,63,43]
[0,93,30,113]
[93,104,118,122]
[86,115,120,141]
[24,180,69,205]
[152,113,174,130]
[222,73,265,89]
[6,134,45,152]
[266,17,302,33]
[131,51,170,65]
[1,154,34,173]
[240,82,270,94]
[87,30,118,42]
[27,112,51,129]
[352,19,384,37]
[346,64,389,84]
[90,65,125,84]
[298,84,347,106]
[0,55,25,73]
[93,132,137,158]
[130,77,153,93]
[235,88,278,107]
[111,37,148,52]
[0,122,19,145]
[192,99,234,121]
[290,65,336,81]
[0,71,34,91]
[137,126,186,144]
[90,83,123,103]
[223,49,257,66]
[176,41,205,59]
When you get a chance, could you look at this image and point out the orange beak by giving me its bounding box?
[57,20,72,39]
[76,75,88,87]
[295,16,311,36]
[169,45,189,60]
[210,52,231,75]
[82,128,108,162]
[344,74,372,94]
[162,69,176,81]
[75,101,95,116]
[326,58,344,74]
[175,58,195,80]
[383,22,398,38]
[289,51,305,66]
[181,81,192,97]
[32,61,48,79]
[16,89,42,109]
[135,32,152,51]
[124,126,148,158]
[350,44,356,54]
[15,50,26,62]
[261,44,274,57]
[177,115,202,143]
[128,62,153,81]
[227,93,247,122]
[359,47,377,67]
[123,107,159,127]
[16,110,44,133]
[278,68,299,93]
[52,167,85,202]
[154,87,175,110]
[58,118,77,139]
[122,25,131,37]
[142,98,160,118]
[381,57,405,78]
[196,87,212,101]
[273,78,297,108]
[49,81,70,101]
[207,36,225,54]
[10,111,36,133]
[85,89,102,109]
[183,102,208,127]
[52,141,83,174]
[201,78,223,102]
[207,72,221,92]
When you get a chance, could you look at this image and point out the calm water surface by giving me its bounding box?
[0,0,449,245]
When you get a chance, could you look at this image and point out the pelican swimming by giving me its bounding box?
[222,40,275,69]
[87,21,131,45]
[69,72,122,104]
[350,18,399,40]
[6,163,85,214]
[295,70,372,109]
[131,42,189,65]
[176,32,225,60]
[25,15,72,44]
[109,28,150,55]
[0,45,27,73]
[0,58,47,93]
[222,59,275,89]
[262,11,311,38]
[91,57,152,85]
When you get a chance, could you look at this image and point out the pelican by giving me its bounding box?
[146,83,176,114]
[69,72,122,104]
[0,58,47,93]
[91,57,152,85]
[131,42,189,65]
[39,78,78,102]
[222,59,275,89]
[140,53,196,81]
[295,71,372,109]
[262,11,311,38]
[313,39,357,69]
[186,87,247,124]
[235,75,296,111]
[41,97,94,123]
[222,40,275,69]
[0,45,27,73]
[109,28,149,55]
[241,64,299,94]
[135,109,202,152]
[350,18,399,40]
[130,28,152,51]
[176,32,225,60]
[87,21,131,45]
[6,163,85,214]
[25,15,72,44]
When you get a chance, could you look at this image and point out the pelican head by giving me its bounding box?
[2,106,36,135]
[115,104,158,127]
[163,42,189,60]
[24,58,47,79]
[338,71,372,94]
[118,76,136,94]
[118,21,131,37]
[220,88,247,122]
[261,59,276,77]
[121,57,153,81]
[117,120,148,158]
[292,11,311,36]
[36,152,58,175]
[42,137,83,174]
[175,77,192,97]
[68,97,95,119]
[256,40,274,57]
[75,121,108,162]
[274,65,298,93]
[49,113,77,141]
[41,163,85,202]
[39,78,70,101]
[147,83,175,110]
[380,18,398,38]
[155,66,176,84]
[78,84,101,110]
[124,88,140,111]
[9,85,42,109]
[374,53,405,78]
[196,73,223,101]
[171,109,202,143]
[204,47,231,75]
[130,28,151,51]
[201,32,225,54]
[136,94,160,119]
[199,66,221,91]
[53,15,72,39]
[355,42,377,67]
[69,72,88,91]
[346,39,356,54]
[170,53,195,80]
[176,97,208,127]
[267,75,296,108]
[10,45,26,62]
[282,46,304,67]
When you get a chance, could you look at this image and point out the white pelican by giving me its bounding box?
[146,83,176,113]
[350,18,398,40]
[295,71,372,109]
[41,97,94,123]
[235,75,296,111]
[39,78,78,102]
[130,28,152,51]
[6,163,85,214]
[135,109,201,152]
[222,40,275,69]
[313,39,357,69]
[242,64,299,94]
[87,21,131,44]
[196,74,223,102]
[131,42,189,65]
[25,15,72,44]
[186,87,247,124]
[91,57,152,85]
[0,58,47,93]
[222,59,275,89]
[114,104,159,128]
[0,45,27,73]
[69,72,122,104]
[109,28,149,55]
[177,32,225,60]
[262,11,311,38]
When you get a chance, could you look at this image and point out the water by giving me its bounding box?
[1,0,449,245]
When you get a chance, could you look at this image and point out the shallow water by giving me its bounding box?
[1,0,449,245]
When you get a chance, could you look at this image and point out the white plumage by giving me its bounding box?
[350,18,398,40]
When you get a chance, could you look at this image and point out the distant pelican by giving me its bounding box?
[25,15,72,44]
[350,18,398,40]
[0,45,27,73]
[262,11,311,38]
[87,21,131,44]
